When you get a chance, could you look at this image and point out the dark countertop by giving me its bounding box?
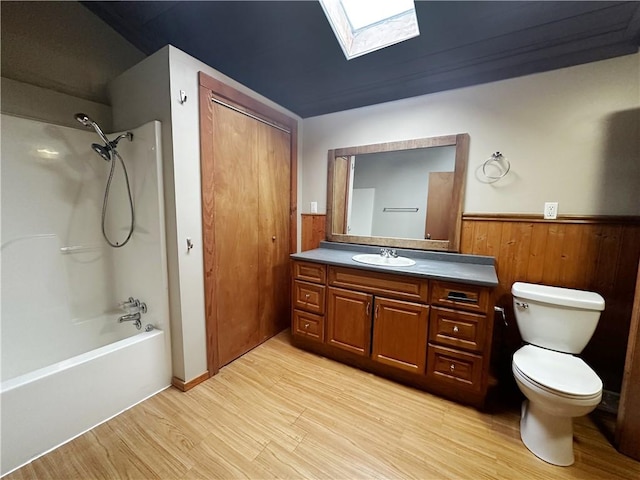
[291,241,498,287]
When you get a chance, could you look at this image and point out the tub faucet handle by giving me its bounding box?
[120,297,147,314]
[120,297,138,309]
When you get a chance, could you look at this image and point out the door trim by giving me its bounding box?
[199,72,298,376]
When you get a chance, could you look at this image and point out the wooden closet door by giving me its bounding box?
[200,72,298,377]
[257,121,291,341]
[211,101,261,367]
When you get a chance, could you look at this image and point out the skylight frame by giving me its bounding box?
[319,0,420,60]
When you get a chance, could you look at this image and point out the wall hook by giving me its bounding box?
[179,90,187,104]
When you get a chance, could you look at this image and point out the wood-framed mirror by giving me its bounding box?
[326,133,469,252]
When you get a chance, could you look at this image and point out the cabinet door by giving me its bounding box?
[327,287,372,356]
[371,297,429,374]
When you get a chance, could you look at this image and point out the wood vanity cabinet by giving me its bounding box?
[326,287,371,356]
[292,261,326,343]
[371,297,429,374]
[426,281,493,395]
[291,261,495,408]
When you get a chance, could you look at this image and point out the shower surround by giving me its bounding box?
[0,115,172,476]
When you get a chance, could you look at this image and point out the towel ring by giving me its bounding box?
[482,152,511,180]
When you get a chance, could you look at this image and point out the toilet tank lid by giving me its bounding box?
[511,282,605,311]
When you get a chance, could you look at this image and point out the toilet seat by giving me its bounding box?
[513,345,602,398]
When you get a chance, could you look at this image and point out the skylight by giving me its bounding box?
[319,0,420,60]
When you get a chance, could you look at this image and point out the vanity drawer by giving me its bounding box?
[328,266,428,303]
[293,280,325,315]
[429,307,486,353]
[293,309,324,342]
[426,344,483,392]
[430,281,490,314]
[293,261,326,284]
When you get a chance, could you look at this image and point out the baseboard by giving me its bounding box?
[171,371,209,392]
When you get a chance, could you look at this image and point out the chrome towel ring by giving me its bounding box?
[482,152,511,180]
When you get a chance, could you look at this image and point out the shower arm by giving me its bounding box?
[109,132,134,149]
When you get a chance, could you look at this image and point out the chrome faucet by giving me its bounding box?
[380,248,398,258]
[118,297,147,330]
[118,312,142,330]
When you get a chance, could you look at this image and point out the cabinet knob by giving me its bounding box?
[272,236,276,241]
[450,363,456,371]
[304,323,310,329]
[453,325,459,333]
[305,293,310,300]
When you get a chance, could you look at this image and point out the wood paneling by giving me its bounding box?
[461,215,640,392]
[616,261,640,459]
[301,214,326,251]
[8,331,640,480]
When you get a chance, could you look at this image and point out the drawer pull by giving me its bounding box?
[305,293,310,300]
[447,292,475,303]
[366,302,371,317]
[304,323,310,329]
[450,363,456,371]
[453,325,459,333]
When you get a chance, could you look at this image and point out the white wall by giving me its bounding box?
[1,77,113,131]
[109,45,302,383]
[302,53,640,217]
[1,1,144,105]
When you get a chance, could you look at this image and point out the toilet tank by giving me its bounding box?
[511,282,605,354]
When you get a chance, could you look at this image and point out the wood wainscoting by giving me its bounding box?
[461,214,640,393]
[301,214,326,251]
[299,213,640,392]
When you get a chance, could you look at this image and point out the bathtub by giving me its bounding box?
[0,329,170,477]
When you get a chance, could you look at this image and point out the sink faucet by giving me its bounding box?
[380,248,399,258]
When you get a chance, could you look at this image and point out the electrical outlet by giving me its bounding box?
[544,202,558,220]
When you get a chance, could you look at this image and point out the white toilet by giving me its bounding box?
[511,282,605,466]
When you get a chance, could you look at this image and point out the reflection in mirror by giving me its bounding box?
[346,146,456,239]
[327,134,469,252]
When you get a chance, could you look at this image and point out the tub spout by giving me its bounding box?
[118,312,142,330]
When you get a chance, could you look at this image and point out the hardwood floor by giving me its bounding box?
[7,331,639,479]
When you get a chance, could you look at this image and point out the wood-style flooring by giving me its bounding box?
[7,331,639,479]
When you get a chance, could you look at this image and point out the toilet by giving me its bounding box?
[511,282,605,466]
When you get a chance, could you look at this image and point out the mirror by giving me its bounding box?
[326,134,469,251]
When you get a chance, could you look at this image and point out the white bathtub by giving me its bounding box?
[0,329,170,477]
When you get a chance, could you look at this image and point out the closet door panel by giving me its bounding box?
[258,122,291,340]
[212,102,261,367]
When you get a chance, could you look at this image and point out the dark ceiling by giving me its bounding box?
[82,1,640,118]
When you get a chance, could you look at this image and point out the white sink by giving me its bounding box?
[352,253,416,267]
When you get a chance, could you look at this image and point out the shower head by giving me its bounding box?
[74,112,111,145]
[91,143,111,161]
[74,113,92,127]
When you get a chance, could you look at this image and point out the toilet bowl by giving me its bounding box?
[511,282,605,466]
[512,345,602,466]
